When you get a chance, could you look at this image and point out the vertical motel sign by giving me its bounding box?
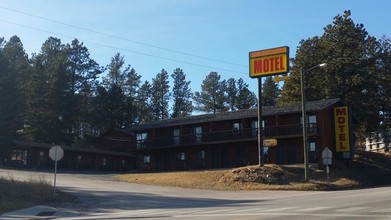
[334,106,353,159]
[249,46,289,166]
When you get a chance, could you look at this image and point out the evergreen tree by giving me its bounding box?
[171,68,193,118]
[262,76,280,106]
[66,39,102,94]
[1,36,30,132]
[97,53,138,129]
[0,37,24,163]
[377,37,391,129]
[278,10,380,133]
[105,85,128,129]
[151,69,170,120]
[226,78,237,111]
[103,53,128,88]
[25,37,73,144]
[136,80,153,124]
[235,78,257,110]
[193,72,228,113]
[124,68,141,97]
[66,39,103,140]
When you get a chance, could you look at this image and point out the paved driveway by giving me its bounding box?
[1,169,391,219]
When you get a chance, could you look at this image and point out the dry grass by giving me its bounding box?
[115,151,391,191]
[0,176,74,214]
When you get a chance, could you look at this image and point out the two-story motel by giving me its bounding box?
[9,98,353,172]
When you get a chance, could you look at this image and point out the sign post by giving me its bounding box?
[49,145,63,197]
[249,46,289,166]
[322,147,332,182]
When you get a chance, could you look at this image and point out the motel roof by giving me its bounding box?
[130,98,341,131]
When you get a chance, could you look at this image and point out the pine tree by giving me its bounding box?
[235,78,257,110]
[262,76,280,106]
[0,37,24,163]
[151,69,170,120]
[226,78,237,111]
[66,39,103,140]
[377,37,391,129]
[278,10,381,133]
[25,37,73,144]
[136,80,153,124]
[193,72,228,113]
[171,68,192,118]
[103,53,128,88]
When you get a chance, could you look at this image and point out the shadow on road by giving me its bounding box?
[61,186,266,212]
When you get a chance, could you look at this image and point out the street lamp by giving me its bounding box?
[301,63,326,181]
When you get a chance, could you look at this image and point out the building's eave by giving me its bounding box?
[130,98,341,131]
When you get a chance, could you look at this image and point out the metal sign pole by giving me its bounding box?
[326,150,330,182]
[257,77,263,166]
[53,146,58,197]
[326,163,330,182]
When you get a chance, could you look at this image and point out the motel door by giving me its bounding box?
[277,144,297,164]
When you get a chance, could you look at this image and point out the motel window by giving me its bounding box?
[308,115,317,124]
[177,152,186,161]
[143,155,151,164]
[233,122,240,130]
[197,150,206,159]
[251,121,258,137]
[136,132,148,149]
[251,120,264,137]
[39,151,44,160]
[11,150,28,165]
[308,115,317,133]
[301,115,317,133]
[308,141,317,162]
[173,128,180,145]
[233,122,241,137]
[308,141,316,152]
[301,115,317,124]
[193,126,202,143]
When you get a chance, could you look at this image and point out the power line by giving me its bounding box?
[0,5,247,68]
[0,19,246,75]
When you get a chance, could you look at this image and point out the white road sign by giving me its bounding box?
[322,147,332,165]
[49,145,64,161]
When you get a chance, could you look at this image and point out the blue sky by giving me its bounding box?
[1,0,390,93]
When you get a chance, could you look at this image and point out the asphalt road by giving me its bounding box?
[1,169,391,219]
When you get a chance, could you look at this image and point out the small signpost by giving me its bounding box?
[249,46,289,166]
[49,145,63,197]
[322,147,332,182]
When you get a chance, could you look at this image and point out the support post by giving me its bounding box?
[53,146,58,197]
[258,77,263,166]
[301,67,309,181]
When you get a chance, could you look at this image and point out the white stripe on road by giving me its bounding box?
[336,207,369,212]
[296,206,330,212]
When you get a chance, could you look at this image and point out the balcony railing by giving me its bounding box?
[137,123,319,149]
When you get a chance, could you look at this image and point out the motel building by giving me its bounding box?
[128,98,353,172]
[8,98,353,172]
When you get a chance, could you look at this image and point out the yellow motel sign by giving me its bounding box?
[334,106,351,152]
[249,46,289,78]
[263,139,277,147]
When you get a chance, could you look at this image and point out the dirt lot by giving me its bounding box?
[115,150,391,191]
